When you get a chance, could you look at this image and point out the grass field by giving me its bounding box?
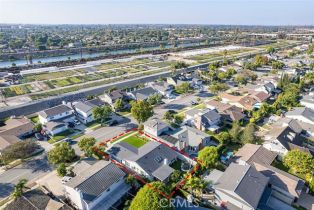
[122,134,149,148]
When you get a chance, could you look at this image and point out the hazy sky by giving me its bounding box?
[0,0,313,25]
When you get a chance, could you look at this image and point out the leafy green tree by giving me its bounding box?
[283,150,314,175]
[92,105,112,124]
[229,121,242,143]
[147,94,162,105]
[234,75,248,85]
[114,98,123,111]
[209,83,229,94]
[309,62,314,70]
[0,140,38,164]
[266,46,276,55]
[251,103,272,123]
[57,163,67,177]
[48,142,75,165]
[226,68,236,77]
[241,123,256,144]
[12,179,29,199]
[217,72,228,81]
[129,182,171,210]
[34,123,42,132]
[215,131,231,145]
[184,176,206,197]
[254,55,269,66]
[198,146,218,169]
[78,137,96,157]
[271,61,285,70]
[174,114,184,125]
[175,82,191,94]
[163,110,175,122]
[131,100,154,124]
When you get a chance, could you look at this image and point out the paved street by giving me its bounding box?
[0,153,52,199]
[154,90,214,118]
[0,90,213,200]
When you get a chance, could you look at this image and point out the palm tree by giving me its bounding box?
[12,179,29,199]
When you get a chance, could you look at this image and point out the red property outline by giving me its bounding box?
[94,128,203,199]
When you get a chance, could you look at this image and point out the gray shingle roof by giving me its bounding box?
[172,126,210,147]
[286,107,314,123]
[111,141,177,180]
[39,105,72,118]
[144,118,169,134]
[0,135,20,150]
[74,102,93,113]
[233,144,277,166]
[0,117,34,137]
[215,163,269,209]
[152,164,174,182]
[131,87,159,100]
[252,162,305,198]
[6,189,70,210]
[202,109,221,122]
[65,160,125,204]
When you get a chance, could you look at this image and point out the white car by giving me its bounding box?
[61,176,72,184]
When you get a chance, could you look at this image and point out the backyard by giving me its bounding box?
[121,133,149,148]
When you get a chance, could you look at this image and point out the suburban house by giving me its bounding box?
[0,116,34,138]
[38,104,75,124]
[170,126,217,155]
[64,160,130,210]
[219,90,269,110]
[43,121,68,136]
[244,82,277,95]
[263,125,311,157]
[149,81,174,97]
[300,93,314,110]
[143,118,171,137]
[285,107,314,125]
[206,99,246,124]
[185,108,221,132]
[110,141,177,182]
[103,90,126,107]
[5,188,71,210]
[166,76,188,86]
[273,117,314,138]
[233,144,306,205]
[73,99,105,124]
[127,87,160,101]
[0,117,34,152]
[209,163,269,210]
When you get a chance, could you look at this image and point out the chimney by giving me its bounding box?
[164,158,168,165]
[194,115,202,130]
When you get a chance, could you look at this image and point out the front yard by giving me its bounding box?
[48,130,75,144]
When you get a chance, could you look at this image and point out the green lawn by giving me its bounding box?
[48,130,74,144]
[29,116,39,123]
[122,134,149,148]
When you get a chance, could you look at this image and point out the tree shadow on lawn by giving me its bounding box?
[0,183,14,198]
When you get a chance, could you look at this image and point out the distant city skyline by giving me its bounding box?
[0,0,313,26]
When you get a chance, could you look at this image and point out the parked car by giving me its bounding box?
[74,119,81,125]
[61,176,72,184]
[191,101,198,105]
[64,138,73,143]
[108,120,118,126]
[35,133,45,140]
[67,122,75,128]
